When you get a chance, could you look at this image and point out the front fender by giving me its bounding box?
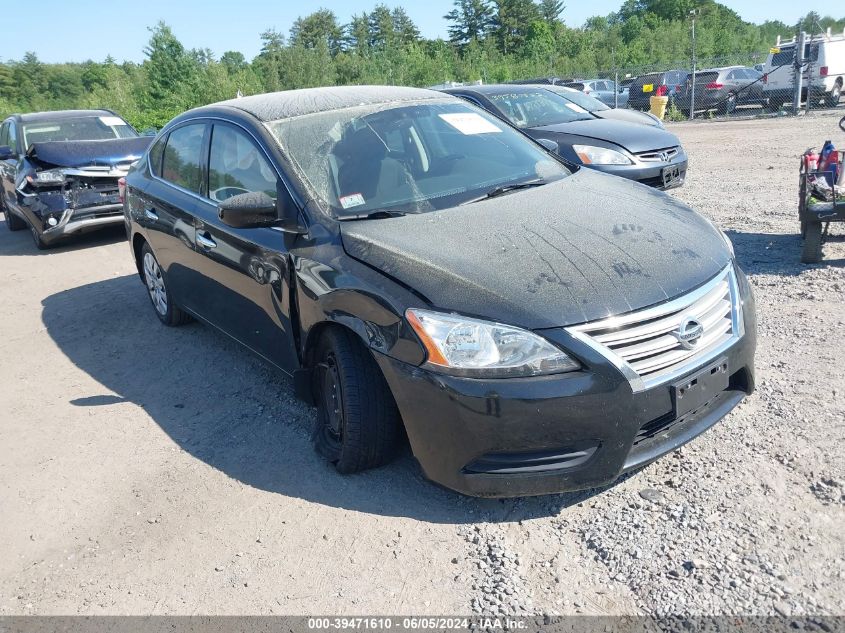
[293,255,426,368]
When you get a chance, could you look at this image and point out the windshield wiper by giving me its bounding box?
[462,180,545,205]
[338,209,407,221]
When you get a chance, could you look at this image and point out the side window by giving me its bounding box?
[161,124,206,194]
[208,125,278,203]
[0,122,8,147]
[7,122,18,152]
[148,136,166,176]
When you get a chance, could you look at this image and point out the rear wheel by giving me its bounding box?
[312,327,400,474]
[719,93,737,115]
[824,81,842,108]
[140,243,191,326]
[801,222,823,264]
[1,198,26,231]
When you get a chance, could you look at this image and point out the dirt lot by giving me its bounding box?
[1,111,843,617]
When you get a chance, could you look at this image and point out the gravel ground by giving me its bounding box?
[0,110,843,617]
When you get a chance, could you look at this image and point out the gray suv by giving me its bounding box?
[676,66,767,116]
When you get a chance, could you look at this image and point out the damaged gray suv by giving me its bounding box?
[0,109,151,249]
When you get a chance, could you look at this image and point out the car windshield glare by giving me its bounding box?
[22,116,137,149]
[266,99,570,218]
[488,90,595,128]
[547,87,609,112]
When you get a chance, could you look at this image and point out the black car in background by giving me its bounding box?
[628,70,689,111]
[123,86,755,497]
[443,84,688,189]
[540,84,665,128]
[0,109,151,249]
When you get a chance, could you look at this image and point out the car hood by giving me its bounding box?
[340,169,729,329]
[26,137,153,169]
[593,108,663,129]
[531,119,679,153]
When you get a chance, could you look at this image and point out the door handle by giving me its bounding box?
[196,232,217,249]
[144,207,158,221]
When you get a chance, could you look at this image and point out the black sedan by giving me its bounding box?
[443,84,687,190]
[124,86,755,497]
[1,110,151,249]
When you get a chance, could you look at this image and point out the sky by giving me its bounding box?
[0,0,831,64]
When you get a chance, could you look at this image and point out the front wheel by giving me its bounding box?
[30,224,49,250]
[140,243,191,326]
[801,222,823,264]
[313,327,401,474]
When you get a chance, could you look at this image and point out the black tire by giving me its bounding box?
[824,81,842,108]
[719,93,737,115]
[766,99,784,113]
[29,224,50,250]
[140,242,191,326]
[801,222,823,264]
[1,198,26,231]
[312,327,400,474]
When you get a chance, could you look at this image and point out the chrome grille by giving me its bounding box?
[636,146,680,162]
[566,265,743,392]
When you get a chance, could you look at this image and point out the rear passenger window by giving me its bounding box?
[148,137,165,177]
[161,124,206,194]
[207,125,278,203]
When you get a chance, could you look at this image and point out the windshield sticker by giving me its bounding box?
[99,116,125,126]
[339,193,366,209]
[565,103,589,113]
[438,113,502,135]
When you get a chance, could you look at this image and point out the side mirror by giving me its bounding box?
[217,181,307,234]
[218,191,278,229]
[0,145,15,160]
[536,138,559,153]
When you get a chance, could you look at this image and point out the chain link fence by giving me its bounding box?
[516,34,845,122]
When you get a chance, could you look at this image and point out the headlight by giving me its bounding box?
[572,144,632,165]
[30,170,66,185]
[406,309,580,378]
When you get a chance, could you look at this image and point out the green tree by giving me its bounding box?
[444,0,495,46]
[290,8,344,55]
[142,22,200,123]
[538,0,564,25]
[492,0,541,54]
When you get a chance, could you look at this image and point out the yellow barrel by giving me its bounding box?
[649,95,669,120]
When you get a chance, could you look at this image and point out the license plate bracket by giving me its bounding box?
[662,165,682,188]
[671,357,729,418]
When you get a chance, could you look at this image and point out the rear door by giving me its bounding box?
[136,122,209,311]
[189,121,299,372]
[765,46,795,93]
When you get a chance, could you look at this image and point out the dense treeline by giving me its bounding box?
[0,1,843,130]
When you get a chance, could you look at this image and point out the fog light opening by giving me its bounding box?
[46,216,58,227]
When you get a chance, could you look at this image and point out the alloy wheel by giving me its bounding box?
[143,252,168,316]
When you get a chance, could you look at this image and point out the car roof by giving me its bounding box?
[444,84,555,97]
[208,85,443,122]
[12,109,118,123]
[698,65,747,73]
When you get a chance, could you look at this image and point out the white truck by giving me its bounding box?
[763,28,845,109]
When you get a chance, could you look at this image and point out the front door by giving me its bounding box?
[189,121,299,373]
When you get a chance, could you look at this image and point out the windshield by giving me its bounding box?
[543,86,609,112]
[267,99,571,218]
[487,90,594,128]
[22,115,137,150]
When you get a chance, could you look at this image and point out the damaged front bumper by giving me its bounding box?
[18,166,126,244]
